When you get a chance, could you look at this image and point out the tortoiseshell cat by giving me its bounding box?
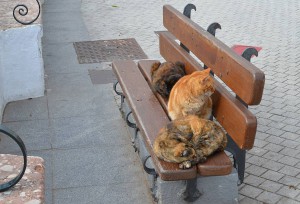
[153,115,227,169]
[151,61,186,98]
[168,68,215,120]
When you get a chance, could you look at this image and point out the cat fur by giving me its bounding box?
[168,68,215,120]
[151,61,186,98]
[153,115,227,169]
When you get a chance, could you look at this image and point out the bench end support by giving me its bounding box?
[182,178,202,202]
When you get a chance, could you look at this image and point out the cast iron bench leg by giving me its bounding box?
[225,136,246,185]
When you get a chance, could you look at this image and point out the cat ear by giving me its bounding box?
[201,75,211,83]
[203,68,211,74]
[150,62,161,77]
[201,68,212,83]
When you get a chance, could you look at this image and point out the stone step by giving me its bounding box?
[0,154,45,204]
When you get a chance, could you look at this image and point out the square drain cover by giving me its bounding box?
[88,69,116,84]
[73,38,148,64]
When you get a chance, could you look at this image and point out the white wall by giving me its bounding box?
[0,25,44,122]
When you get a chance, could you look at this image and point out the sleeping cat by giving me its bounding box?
[168,68,215,120]
[151,61,186,98]
[153,115,227,169]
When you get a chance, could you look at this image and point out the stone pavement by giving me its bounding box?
[0,0,152,203]
[0,0,300,203]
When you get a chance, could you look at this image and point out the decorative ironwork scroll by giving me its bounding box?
[13,0,41,25]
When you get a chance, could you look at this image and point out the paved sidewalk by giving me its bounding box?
[1,0,300,203]
[0,0,152,203]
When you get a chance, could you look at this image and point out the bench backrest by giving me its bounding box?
[159,5,265,150]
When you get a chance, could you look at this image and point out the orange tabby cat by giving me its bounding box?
[153,115,227,169]
[168,68,215,120]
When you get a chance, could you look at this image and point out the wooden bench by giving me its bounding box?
[112,4,264,203]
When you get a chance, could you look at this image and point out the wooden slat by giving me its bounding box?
[197,151,232,176]
[137,59,169,114]
[138,60,232,176]
[163,5,265,105]
[157,31,257,150]
[112,60,197,181]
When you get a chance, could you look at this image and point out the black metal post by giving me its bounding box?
[113,81,125,104]
[182,178,202,202]
[204,23,221,72]
[180,4,197,53]
[225,136,246,185]
[226,46,259,184]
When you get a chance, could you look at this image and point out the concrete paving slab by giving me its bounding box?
[43,2,81,12]
[44,0,81,4]
[50,116,129,149]
[46,72,93,91]
[44,63,88,75]
[53,182,152,204]
[45,188,53,204]
[52,145,146,189]
[43,30,90,44]
[42,10,90,44]
[42,11,87,25]
[0,119,52,152]
[42,11,86,30]
[47,84,119,119]
[88,70,116,84]
[42,43,91,74]
[2,97,48,122]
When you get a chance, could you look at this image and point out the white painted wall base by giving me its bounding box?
[0,25,44,122]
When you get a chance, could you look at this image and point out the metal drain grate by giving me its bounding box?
[88,69,116,84]
[73,38,148,64]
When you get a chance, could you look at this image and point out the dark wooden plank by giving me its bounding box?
[163,5,265,105]
[112,60,197,181]
[138,60,232,176]
[197,151,232,176]
[157,31,257,150]
[137,59,169,114]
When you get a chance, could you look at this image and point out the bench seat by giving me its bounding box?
[112,60,232,181]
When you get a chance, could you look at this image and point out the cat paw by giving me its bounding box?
[181,149,191,157]
[198,157,207,163]
[179,161,192,169]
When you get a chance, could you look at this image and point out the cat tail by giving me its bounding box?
[150,62,161,78]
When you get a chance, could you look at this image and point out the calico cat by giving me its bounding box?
[167,68,215,120]
[151,61,186,98]
[153,115,227,169]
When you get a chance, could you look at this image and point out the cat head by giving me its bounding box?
[190,68,215,96]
